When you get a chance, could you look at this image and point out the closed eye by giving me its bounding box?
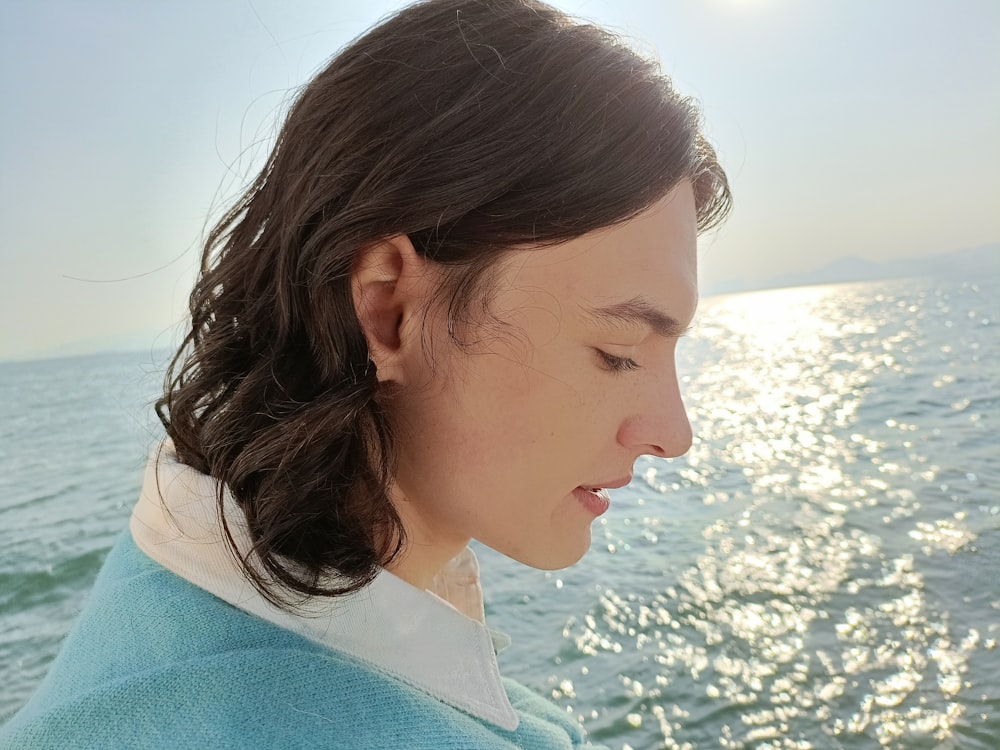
[596,349,640,373]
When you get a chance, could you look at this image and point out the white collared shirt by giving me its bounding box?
[130,444,519,731]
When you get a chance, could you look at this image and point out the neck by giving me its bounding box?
[384,536,470,591]
[384,486,471,591]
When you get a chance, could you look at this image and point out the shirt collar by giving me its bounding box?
[130,443,519,731]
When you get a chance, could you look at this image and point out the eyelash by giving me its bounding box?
[596,350,640,373]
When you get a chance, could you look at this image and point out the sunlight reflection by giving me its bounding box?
[548,279,997,748]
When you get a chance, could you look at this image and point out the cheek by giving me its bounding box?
[397,349,533,464]
[433,354,581,478]
[491,348,612,463]
[399,307,613,479]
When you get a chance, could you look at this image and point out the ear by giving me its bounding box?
[351,234,433,384]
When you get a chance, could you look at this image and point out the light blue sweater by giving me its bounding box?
[1,534,602,749]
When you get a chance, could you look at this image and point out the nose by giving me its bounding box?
[616,368,693,459]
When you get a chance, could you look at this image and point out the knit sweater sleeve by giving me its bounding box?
[0,534,608,750]
[2,650,551,749]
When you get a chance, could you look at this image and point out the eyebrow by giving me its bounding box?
[583,296,691,338]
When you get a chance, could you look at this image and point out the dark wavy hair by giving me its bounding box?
[157,0,731,606]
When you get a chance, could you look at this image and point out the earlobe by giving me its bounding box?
[351,234,428,384]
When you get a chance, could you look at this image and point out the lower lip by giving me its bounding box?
[573,487,610,516]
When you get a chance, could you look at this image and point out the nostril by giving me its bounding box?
[617,400,692,458]
[645,443,668,459]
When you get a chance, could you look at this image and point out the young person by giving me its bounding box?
[0,0,730,747]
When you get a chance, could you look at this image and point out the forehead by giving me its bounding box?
[500,182,699,325]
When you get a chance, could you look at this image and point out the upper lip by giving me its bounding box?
[581,476,632,491]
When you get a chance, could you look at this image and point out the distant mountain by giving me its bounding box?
[704,243,999,297]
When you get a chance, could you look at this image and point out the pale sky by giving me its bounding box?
[1,0,998,361]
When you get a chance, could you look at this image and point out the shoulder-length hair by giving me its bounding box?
[157,0,731,606]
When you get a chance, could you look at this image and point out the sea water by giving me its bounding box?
[2,273,997,749]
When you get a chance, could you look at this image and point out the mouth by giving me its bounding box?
[573,475,631,516]
[573,486,612,516]
[584,476,632,492]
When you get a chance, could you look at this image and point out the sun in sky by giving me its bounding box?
[0,0,997,360]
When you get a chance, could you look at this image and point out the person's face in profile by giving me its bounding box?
[389,180,699,572]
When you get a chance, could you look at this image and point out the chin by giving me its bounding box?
[495,528,593,571]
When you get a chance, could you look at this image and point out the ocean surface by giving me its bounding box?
[1,273,997,748]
